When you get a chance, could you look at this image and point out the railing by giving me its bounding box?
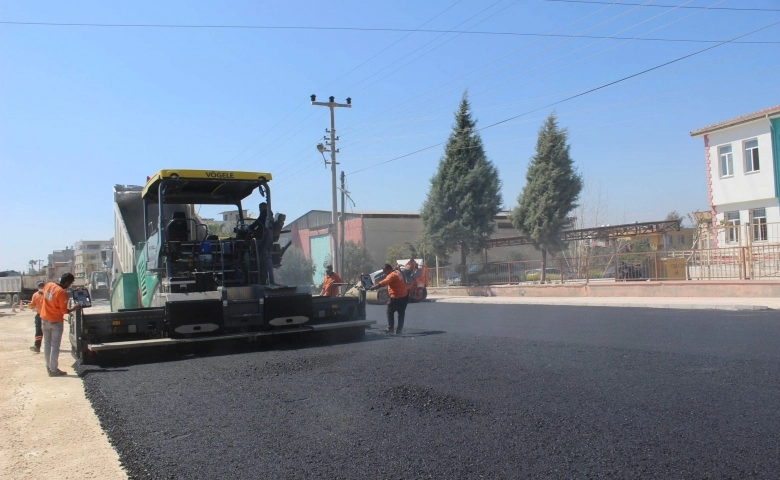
[426,244,780,286]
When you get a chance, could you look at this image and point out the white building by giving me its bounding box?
[690,105,780,248]
[73,240,113,285]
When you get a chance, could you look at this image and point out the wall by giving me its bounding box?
[430,281,780,298]
[707,120,774,207]
[362,217,423,266]
[290,217,364,259]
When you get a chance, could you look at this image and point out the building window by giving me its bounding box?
[726,211,740,243]
[719,145,733,177]
[665,235,673,246]
[678,235,685,245]
[744,139,760,173]
[751,208,767,241]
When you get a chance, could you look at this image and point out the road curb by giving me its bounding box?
[425,298,770,311]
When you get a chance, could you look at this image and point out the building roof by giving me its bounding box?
[690,105,780,137]
[285,209,513,231]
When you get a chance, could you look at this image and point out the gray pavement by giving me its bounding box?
[79,303,780,479]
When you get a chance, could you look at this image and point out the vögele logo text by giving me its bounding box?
[205,171,235,179]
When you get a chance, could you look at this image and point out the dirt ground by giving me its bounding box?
[0,305,126,480]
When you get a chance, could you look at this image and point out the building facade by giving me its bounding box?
[285,210,540,284]
[691,105,780,248]
[73,240,113,285]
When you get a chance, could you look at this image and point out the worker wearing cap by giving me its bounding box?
[320,265,344,297]
[369,263,409,334]
[28,280,46,353]
[39,273,81,377]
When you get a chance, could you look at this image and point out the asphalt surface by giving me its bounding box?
[79,303,780,479]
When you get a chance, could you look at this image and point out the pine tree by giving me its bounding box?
[421,92,502,276]
[511,113,582,283]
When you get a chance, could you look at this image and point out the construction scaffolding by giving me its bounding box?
[485,219,682,249]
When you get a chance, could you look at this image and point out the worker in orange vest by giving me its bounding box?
[320,265,344,297]
[29,280,46,353]
[403,257,418,282]
[369,264,409,334]
[40,273,82,376]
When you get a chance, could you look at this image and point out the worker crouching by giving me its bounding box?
[369,263,409,335]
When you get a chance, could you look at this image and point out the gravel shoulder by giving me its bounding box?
[0,306,126,480]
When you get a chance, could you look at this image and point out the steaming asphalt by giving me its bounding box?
[79,303,780,479]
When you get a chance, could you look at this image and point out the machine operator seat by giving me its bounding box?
[272,213,286,243]
[167,212,190,242]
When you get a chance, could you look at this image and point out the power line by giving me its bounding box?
[338,0,700,147]
[347,20,780,176]
[222,1,465,170]
[1,21,777,43]
[338,0,649,137]
[544,0,780,12]
[343,0,510,94]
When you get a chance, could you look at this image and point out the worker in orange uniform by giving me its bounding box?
[29,280,46,353]
[40,273,81,377]
[403,257,418,282]
[369,263,409,335]
[320,265,344,297]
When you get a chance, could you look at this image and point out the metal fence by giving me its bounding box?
[427,244,780,286]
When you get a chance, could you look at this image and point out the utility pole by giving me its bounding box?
[312,94,351,275]
[340,171,346,275]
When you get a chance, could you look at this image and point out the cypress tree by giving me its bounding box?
[511,113,582,283]
[421,92,502,275]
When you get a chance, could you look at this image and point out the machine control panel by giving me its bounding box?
[70,288,92,309]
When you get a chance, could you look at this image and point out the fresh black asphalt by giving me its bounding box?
[78,303,780,479]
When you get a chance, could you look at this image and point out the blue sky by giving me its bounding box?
[1,0,779,271]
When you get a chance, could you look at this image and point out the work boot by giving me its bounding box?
[48,369,67,377]
[30,346,40,353]
[395,329,403,335]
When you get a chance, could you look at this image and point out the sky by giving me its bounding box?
[1,0,779,271]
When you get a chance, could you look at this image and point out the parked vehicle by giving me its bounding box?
[0,271,48,305]
[524,268,562,281]
[447,263,521,286]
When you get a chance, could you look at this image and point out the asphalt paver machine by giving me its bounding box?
[69,169,372,362]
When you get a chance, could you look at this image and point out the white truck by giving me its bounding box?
[0,272,47,305]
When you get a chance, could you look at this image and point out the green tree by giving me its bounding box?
[385,243,407,264]
[420,91,502,277]
[276,246,315,286]
[341,241,376,281]
[204,221,229,237]
[665,210,683,224]
[511,113,582,283]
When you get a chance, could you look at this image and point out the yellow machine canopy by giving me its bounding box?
[142,169,273,205]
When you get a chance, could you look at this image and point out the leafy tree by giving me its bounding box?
[385,243,408,264]
[323,241,376,284]
[665,210,683,224]
[341,241,376,281]
[420,91,502,277]
[511,113,582,283]
[204,221,229,237]
[276,246,315,286]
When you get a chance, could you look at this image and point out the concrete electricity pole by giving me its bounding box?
[312,94,351,275]
[339,170,355,277]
